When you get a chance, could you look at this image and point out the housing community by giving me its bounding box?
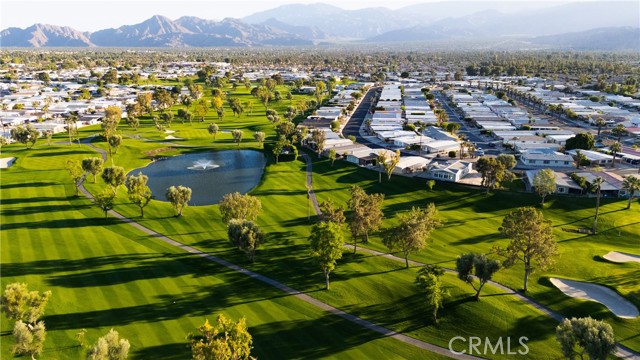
[1,61,640,198]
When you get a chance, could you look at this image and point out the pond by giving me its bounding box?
[132,150,266,206]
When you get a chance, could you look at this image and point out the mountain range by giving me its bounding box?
[1,1,638,50]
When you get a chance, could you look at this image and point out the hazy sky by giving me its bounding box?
[0,0,596,31]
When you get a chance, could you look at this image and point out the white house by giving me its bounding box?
[520,149,574,168]
[423,160,473,182]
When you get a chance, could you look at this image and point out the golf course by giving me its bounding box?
[1,83,639,359]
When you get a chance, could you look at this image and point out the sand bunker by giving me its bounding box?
[603,251,640,264]
[164,135,183,140]
[550,278,638,319]
[0,157,16,169]
[164,130,175,134]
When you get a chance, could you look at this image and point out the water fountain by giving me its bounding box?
[187,159,220,170]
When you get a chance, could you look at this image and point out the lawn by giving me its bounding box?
[2,81,639,359]
[0,144,442,360]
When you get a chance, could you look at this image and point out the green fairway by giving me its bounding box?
[0,145,444,360]
[2,81,639,359]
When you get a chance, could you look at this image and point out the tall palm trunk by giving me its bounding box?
[592,187,601,234]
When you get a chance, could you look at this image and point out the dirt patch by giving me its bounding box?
[145,147,173,158]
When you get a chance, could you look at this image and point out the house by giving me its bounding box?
[524,169,583,195]
[394,156,431,174]
[566,150,614,166]
[422,160,473,182]
[576,171,629,198]
[424,140,460,154]
[346,148,386,166]
[520,149,574,168]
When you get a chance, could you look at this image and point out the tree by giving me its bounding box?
[194,99,208,122]
[126,172,153,218]
[94,188,116,220]
[348,186,384,252]
[190,315,254,360]
[308,221,344,290]
[533,168,557,205]
[497,207,557,292]
[383,204,442,268]
[556,317,615,360]
[208,123,219,141]
[591,177,604,234]
[231,129,244,147]
[219,192,262,224]
[252,131,265,148]
[565,133,595,151]
[136,93,153,116]
[1,283,51,325]
[496,154,517,170]
[611,124,627,142]
[256,86,272,110]
[318,198,345,224]
[10,124,39,149]
[107,135,122,165]
[426,179,436,190]
[166,185,192,217]
[622,175,640,210]
[446,122,460,135]
[102,106,122,139]
[276,121,295,139]
[272,136,290,164]
[65,113,78,144]
[227,220,265,262]
[101,166,126,195]
[86,329,130,360]
[380,150,401,181]
[66,160,86,195]
[609,141,621,168]
[476,156,512,193]
[416,265,449,322]
[126,116,139,130]
[310,129,326,155]
[455,253,500,300]
[82,157,104,183]
[328,149,337,166]
[37,71,50,85]
[595,118,606,138]
[12,320,46,360]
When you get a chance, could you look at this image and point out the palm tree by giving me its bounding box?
[591,176,604,234]
[622,176,640,210]
[609,141,621,168]
[0,103,7,135]
[65,113,78,145]
[595,118,606,139]
[611,124,627,142]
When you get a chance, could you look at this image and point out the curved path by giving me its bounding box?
[76,142,480,360]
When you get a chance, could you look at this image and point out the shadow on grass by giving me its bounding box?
[0,181,59,189]
[1,217,113,230]
[133,343,188,360]
[250,314,388,360]
[0,196,71,206]
[29,149,92,157]
[2,203,92,217]
[43,278,292,331]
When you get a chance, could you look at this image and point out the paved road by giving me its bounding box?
[341,87,385,149]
